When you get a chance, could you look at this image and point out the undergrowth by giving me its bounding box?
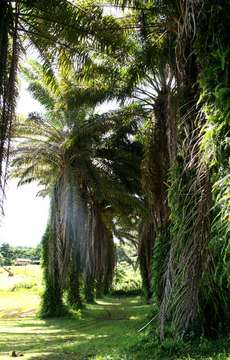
[112,262,142,296]
[129,331,230,360]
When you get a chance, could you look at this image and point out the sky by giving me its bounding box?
[0,79,50,248]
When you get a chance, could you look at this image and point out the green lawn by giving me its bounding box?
[0,266,151,359]
[0,296,150,360]
[0,265,42,319]
[0,266,229,360]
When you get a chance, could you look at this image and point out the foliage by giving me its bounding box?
[152,223,170,303]
[40,224,67,318]
[193,2,230,337]
[0,252,4,266]
[0,1,19,210]
[112,244,142,296]
[0,0,133,209]
[121,0,230,338]
[129,332,230,360]
[0,242,41,265]
[13,244,41,260]
[12,59,144,312]
[116,243,138,270]
[0,242,14,265]
[3,0,229,343]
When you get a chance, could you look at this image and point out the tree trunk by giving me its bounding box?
[84,273,95,303]
[138,221,155,302]
[67,266,82,308]
[41,224,65,318]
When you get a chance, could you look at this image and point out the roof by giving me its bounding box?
[15,258,32,262]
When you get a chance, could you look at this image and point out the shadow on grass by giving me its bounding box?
[0,296,150,360]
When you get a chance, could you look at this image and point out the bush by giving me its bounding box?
[112,262,142,296]
[10,281,36,291]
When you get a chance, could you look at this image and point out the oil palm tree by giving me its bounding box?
[11,59,144,312]
[0,0,130,211]
[75,2,178,302]
[112,0,229,337]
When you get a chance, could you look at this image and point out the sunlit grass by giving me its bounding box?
[0,266,229,360]
[0,265,43,290]
[0,265,42,319]
[0,290,40,319]
[0,267,151,359]
[0,296,150,360]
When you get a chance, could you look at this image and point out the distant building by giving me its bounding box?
[15,258,32,266]
[32,260,40,265]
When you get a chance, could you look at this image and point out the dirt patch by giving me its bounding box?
[1,308,36,319]
[20,309,35,318]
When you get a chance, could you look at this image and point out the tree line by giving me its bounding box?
[0,242,41,265]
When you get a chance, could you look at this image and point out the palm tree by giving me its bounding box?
[112,0,229,338]
[0,0,129,211]
[74,3,178,302]
[11,60,144,312]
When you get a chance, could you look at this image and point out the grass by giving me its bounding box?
[0,266,229,360]
[0,297,150,359]
[0,265,151,359]
[129,332,230,360]
[0,265,42,319]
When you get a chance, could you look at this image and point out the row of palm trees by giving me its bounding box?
[1,0,229,339]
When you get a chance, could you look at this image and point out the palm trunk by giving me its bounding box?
[41,223,65,318]
[0,1,20,211]
[66,265,82,308]
[84,202,115,301]
[159,0,213,336]
[84,273,95,303]
[138,220,155,302]
[96,275,104,299]
[141,87,172,304]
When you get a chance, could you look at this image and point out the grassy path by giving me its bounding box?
[0,266,229,360]
[0,296,150,360]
